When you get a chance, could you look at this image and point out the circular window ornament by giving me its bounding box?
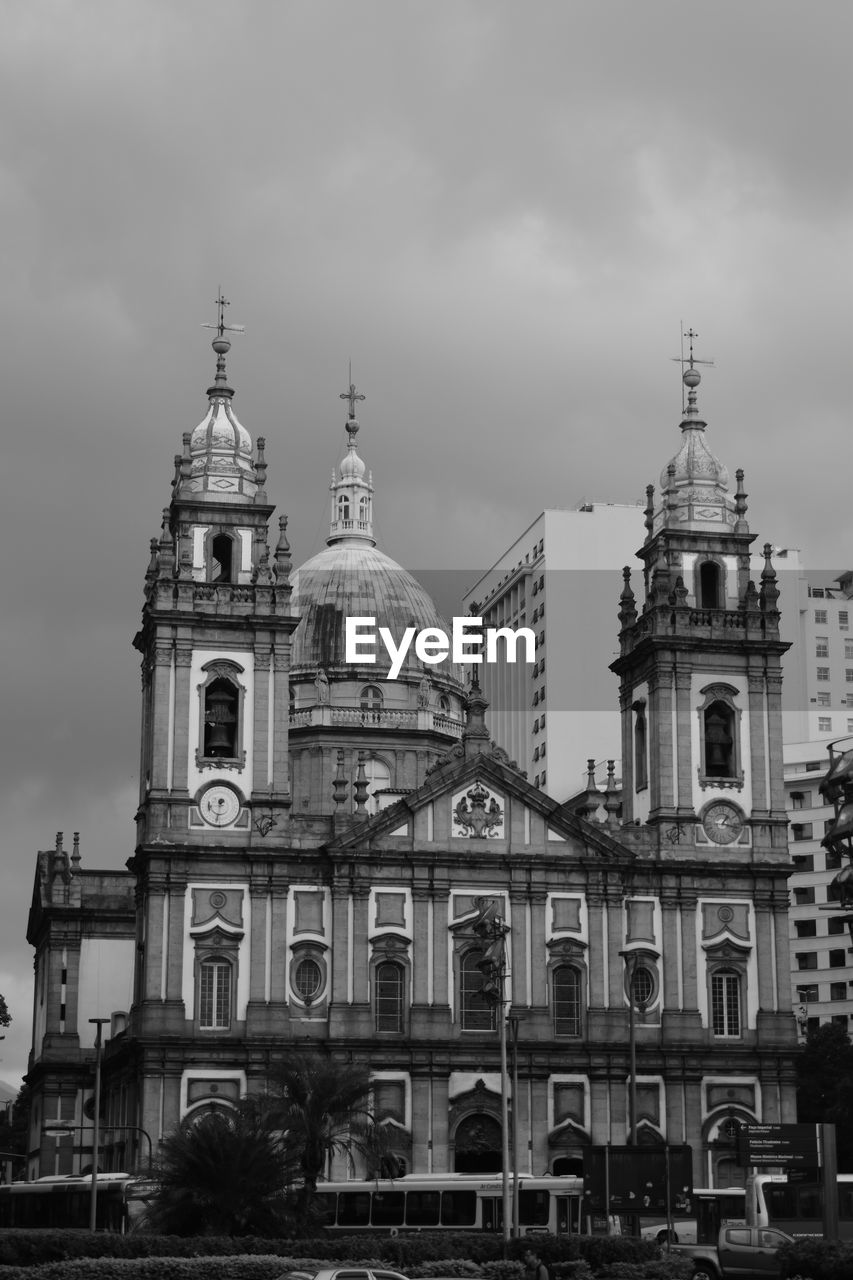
[717,905,734,923]
[209,891,227,910]
[295,958,322,1003]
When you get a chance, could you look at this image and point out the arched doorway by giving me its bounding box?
[454,1113,502,1173]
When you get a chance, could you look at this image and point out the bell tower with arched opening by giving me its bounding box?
[611,339,789,858]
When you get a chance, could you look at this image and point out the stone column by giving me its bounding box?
[747,671,769,815]
[171,641,193,795]
[587,891,606,1009]
[528,892,548,1008]
[270,885,289,1004]
[649,664,675,815]
[352,890,370,1005]
[412,891,431,1006]
[330,887,351,1007]
[252,645,272,797]
[674,670,694,814]
[606,895,624,1010]
[661,896,680,1010]
[679,894,699,1011]
[150,643,173,791]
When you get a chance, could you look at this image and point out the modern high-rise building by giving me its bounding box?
[463,503,646,799]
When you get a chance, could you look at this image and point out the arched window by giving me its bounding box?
[711,969,741,1037]
[439,695,451,713]
[704,701,735,778]
[631,964,655,1007]
[699,561,723,609]
[375,961,404,1032]
[553,965,582,1037]
[199,958,232,1030]
[633,701,648,791]
[359,495,370,525]
[210,533,234,584]
[363,757,391,814]
[360,685,383,720]
[203,677,239,758]
[460,950,496,1031]
[338,494,350,521]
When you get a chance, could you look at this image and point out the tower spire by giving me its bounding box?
[328,371,375,546]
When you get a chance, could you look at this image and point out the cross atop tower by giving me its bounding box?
[201,289,245,341]
[339,365,366,420]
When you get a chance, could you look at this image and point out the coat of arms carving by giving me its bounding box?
[452,781,504,838]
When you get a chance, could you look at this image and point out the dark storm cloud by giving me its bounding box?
[0,0,850,1084]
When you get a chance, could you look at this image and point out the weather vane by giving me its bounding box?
[201,289,245,340]
[339,362,366,420]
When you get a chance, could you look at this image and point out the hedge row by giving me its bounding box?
[0,1255,694,1280]
[0,1233,662,1271]
[778,1235,853,1280]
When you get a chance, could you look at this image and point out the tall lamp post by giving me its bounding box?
[473,898,511,1247]
[619,952,652,1144]
[88,1018,110,1231]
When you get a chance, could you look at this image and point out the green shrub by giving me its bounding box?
[778,1235,853,1280]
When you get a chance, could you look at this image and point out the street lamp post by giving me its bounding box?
[509,1015,521,1238]
[619,952,652,1145]
[88,1018,110,1231]
[473,898,512,1248]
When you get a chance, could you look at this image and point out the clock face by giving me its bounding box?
[701,801,744,845]
[200,784,241,827]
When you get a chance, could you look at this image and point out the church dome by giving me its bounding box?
[290,541,462,687]
[656,362,736,533]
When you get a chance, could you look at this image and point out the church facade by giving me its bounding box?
[25,322,797,1189]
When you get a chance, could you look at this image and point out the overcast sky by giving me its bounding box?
[0,1,850,1087]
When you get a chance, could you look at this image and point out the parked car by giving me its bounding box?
[281,1270,409,1280]
[671,1224,794,1280]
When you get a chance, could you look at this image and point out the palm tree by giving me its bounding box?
[145,1099,300,1236]
[267,1050,393,1198]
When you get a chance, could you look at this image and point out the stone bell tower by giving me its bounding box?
[133,294,299,849]
[611,338,789,859]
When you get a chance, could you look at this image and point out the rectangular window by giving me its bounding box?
[815,609,828,624]
[199,960,232,1030]
[841,611,849,630]
[797,984,819,1003]
[711,971,741,1037]
[818,717,832,732]
[829,950,847,969]
[795,920,817,938]
[793,854,815,871]
[553,966,582,1037]
[797,953,818,970]
[816,637,829,657]
[831,982,847,1001]
[791,791,811,810]
[846,641,853,660]
[791,823,814,841]
[817,667,830,682]
[794,887,816,905]
[817,692,832,706]
[828,917,846,935]
[847,670,853,683]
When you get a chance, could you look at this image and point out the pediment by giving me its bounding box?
[324,752,632,864]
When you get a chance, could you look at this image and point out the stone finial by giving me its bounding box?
[274,515,292,584]
[734,469,749,531]
[332,750,348,809]
[463,673,491,756]
[71,832,81,873]
[644,485,655,537]
[759,543,780,615]
[255,436,268,496]
[353,751,370,816]
[619,567,637,628]
[603,761,621,829]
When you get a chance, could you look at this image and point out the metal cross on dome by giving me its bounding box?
[202,289,245,340]
[339,364,366,419]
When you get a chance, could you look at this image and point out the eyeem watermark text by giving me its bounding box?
[345,616,536,680]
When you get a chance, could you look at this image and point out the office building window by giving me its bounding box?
[819,717,832,732]
[840,611,849,630]
[817,692,831,706]
[797,953,818,971]
[794,887,816,905]
[795,921,817,938]
[817,668,830,682]
[797,984,819,1003]
[826,848,842,870]
[828,917,847,935]
[793,855,814,871]
[831,983,847,1001]
[846,640,853,660]
[829,950,847,969]
[815,609,828,624]
[791,791,811,810]
[816,637,829,658]
[791,823,813,841]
